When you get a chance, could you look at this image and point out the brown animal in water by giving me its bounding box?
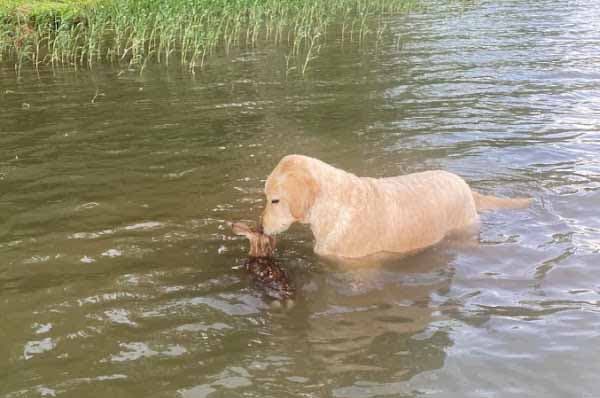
[229,221,275,257]
[228,221,294,301]
[261,154,532,259]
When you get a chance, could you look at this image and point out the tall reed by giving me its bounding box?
[0,0,420,75]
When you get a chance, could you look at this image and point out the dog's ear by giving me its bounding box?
[284,170,319,221]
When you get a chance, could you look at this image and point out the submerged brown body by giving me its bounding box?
[228,222,294,301]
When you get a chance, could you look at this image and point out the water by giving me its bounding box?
[1,0,600,396]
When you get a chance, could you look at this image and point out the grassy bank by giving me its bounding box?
[0,0,418,75]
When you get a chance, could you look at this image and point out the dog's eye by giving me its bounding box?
[271,199,280,204]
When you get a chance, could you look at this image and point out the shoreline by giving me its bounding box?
[0,0,419,75]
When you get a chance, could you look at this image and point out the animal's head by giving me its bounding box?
[261,155,320,236]
[229,221,276,257]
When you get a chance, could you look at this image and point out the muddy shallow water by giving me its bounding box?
[1,0,600,397]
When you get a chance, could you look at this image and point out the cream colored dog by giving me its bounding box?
[261,155,531,258]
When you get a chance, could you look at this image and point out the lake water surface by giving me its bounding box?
[1,0,600,397]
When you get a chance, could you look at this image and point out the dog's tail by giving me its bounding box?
[472,191,532,211]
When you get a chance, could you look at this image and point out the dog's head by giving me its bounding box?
[261,155,320,236]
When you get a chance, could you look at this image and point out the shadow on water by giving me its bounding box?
[178,244,458,398]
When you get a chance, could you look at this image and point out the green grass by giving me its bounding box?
[1,0,419,75]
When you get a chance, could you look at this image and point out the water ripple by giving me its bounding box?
[2,0,600,396]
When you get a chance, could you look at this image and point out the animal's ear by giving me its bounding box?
[285,170,319,221]
[229,222,253,237]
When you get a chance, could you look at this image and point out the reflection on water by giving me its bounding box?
[2,0,600,396]
[304,250,455,378]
